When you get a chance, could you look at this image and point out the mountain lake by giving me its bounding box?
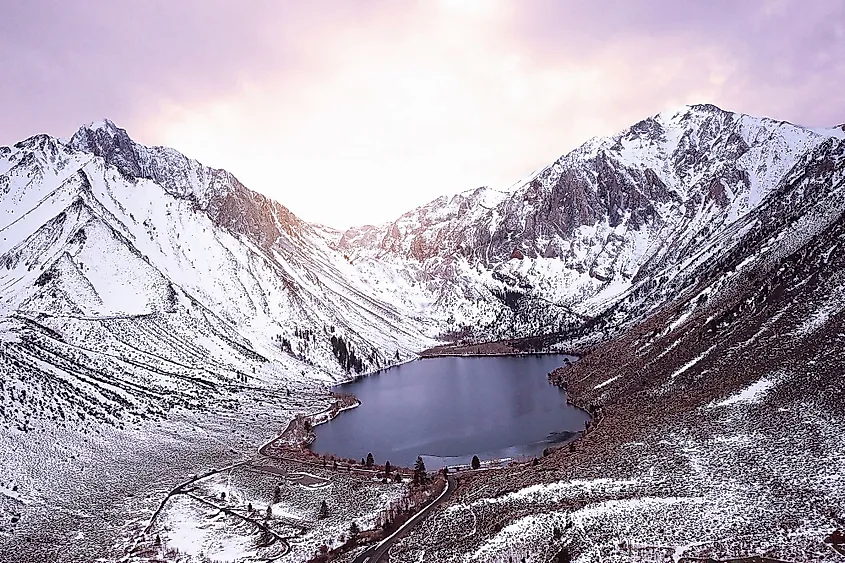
[310,354,589,469]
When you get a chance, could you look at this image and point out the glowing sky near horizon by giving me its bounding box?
[2,0,843,228]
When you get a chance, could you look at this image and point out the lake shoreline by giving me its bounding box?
[420,339,586,358]
[419,351,578,358]
[302,354,590,470]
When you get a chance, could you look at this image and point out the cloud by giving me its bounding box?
[2,1,843,227]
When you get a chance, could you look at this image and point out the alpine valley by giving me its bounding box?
[1,104,844,562]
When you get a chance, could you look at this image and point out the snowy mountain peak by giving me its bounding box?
[70,118,130,147]
[336,105,845,341]
[4,102,845,563]
[66,120,243,213]
[68,118,142,177]
[79,118,121,133]
[3,103,841,373]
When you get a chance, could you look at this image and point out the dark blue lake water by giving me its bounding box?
[310,355,588,469]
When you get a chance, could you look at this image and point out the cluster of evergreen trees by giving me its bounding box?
[275,326,316,355]
[330,334,364,373]
[491,287,524,310]
[295,327,315,341]
[277,335,292,353]
[275,325,385,374]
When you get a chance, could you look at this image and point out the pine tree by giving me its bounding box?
[471,455,481,470]
[366,452,375,467]
[273,485,281,504]
[318,500,329,519]
[553,547,572,562]
[413,456,427,486]
[349,521,360,537]
[265,505,272,520]
[385,460,391,474]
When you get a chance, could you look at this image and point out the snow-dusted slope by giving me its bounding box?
[3,105,845,563]
[0,122,438,432]
[2,105,841,432]
[387,128,845,563]
[340,104,845,339]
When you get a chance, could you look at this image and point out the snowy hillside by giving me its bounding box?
[0,121,440,434]
[3,106,842,434]
[340,104,845,339]
[385,124,845,562]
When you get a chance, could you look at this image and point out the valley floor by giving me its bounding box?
[2,331,843,563]
[0,379,450,563]
[3,279,845,563]
[0,387,334,562]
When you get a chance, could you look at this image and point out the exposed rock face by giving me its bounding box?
[338,104,845,338]
[1,121,437,401]
[69,120,305,249]
[5,104,844,363]
[395,119,845,563]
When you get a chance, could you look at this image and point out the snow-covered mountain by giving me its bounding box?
[0,120,439,433]
[2,105,843,433]
[340,104,845,339]
[3,104,845,562]
[381,118,845,562]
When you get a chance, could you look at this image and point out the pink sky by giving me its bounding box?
[2,0,843,228]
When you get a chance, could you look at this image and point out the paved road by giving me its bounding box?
[353,475,457,563]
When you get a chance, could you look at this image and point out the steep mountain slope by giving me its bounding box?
[0,122,438,435]
[340,104,845,340]
[0,122,442,562]
[4,106,838,417]
[389,133,845,562]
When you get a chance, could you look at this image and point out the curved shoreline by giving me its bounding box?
[259,392,360,455]
[287,353,591,471]
[246,353,596,562]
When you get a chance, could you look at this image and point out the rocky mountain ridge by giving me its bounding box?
[340,104,844,337]
[3,105,842,400]
[389,113,845,563]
